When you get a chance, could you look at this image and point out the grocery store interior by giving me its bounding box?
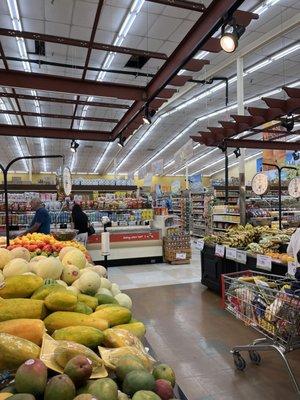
[0,0,300,399]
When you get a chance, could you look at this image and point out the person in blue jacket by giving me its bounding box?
[26,198,51,234]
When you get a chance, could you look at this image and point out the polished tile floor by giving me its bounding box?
[108,245,299,399]
[107,243,201,290]
[126,283,300,400]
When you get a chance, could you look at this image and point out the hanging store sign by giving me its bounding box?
[251,173,269,195]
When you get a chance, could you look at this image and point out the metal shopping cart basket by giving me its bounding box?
[221,270,300,394]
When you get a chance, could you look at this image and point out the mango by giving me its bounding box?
[64,355,92,387]
[152,364,175,387]
[88,378,118,400]
[123,371,155,396]
[15,359,47,396]
[44,375,75,400]
[0,275,43,298]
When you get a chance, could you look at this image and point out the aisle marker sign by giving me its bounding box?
[236,250,247,264]
[215,244,225,257]
[176,252,187,260]
[226,247,236,260]
[257,255,272,271]
[288,261,297,277]
[196,239,204,251]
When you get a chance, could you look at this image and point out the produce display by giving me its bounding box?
[0,239,178,400]
[204,224,295,264]
[7,233,86,257]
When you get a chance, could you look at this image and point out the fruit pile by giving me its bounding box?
[8,233,86,257]
[0,245,178,400]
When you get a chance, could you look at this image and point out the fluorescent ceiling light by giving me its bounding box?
[163,160,175,169]
[94,143,114,173]
[209,151,262,177]
[271,43,300,61]
[245,59,272,74]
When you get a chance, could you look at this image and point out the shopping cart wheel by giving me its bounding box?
[249,350,261,365]
[233,352,246,371]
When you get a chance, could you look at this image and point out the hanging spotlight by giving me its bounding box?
[142,105,156,125]
[281,114,294,132]
[292,150,299,161]
[218,141,227,153]
[234,148,241,158]
[117,136,126,148]
[70,139,79,153]
[220,21,245,53]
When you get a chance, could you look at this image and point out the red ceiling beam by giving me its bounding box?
[184,59,209,72]
[0,28,168,61]
[0,109,118,123]
[0,92,130,109]
[146,0,206,12]
[0,124,111,141]
[112,0,249,139]
[225,138,300,150]
[0,69,146,101]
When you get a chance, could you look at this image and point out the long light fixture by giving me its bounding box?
[116,41,299,175]
[93,143,113,173]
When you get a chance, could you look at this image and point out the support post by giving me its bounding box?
[225,149,229,205]
[237,57,246,225]
[185,164,189,189]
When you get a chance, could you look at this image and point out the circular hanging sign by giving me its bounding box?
[62,166,72,196]
[288,177,300,198]
[251,173,269,196]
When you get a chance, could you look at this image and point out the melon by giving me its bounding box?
[76,271,101,295]
[115,293,132,310]
[56,280,68,287]
[10,247,31,262]
[29,256,47,272]
[59,246,75,261]
[0,270,4,285]
[66,286,80,295]
[96,288,112,297]
[61,265,80,285]
[100,277,112,290]
[0,248,12,270]
[111,283,121,296]
[79,265,107,278]
[34,257,63,279]
[3,258,29,277]
[62,249,86,270]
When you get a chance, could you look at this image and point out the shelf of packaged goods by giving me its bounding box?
[212,212,240,216]
[193,211,205,215]
[192,233,205,237]
[193,206,204,210]
[0,184,138,192]
[0,208,153,214]
[213,219,240,224]
[213,227,227,231]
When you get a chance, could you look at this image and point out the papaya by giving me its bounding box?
[0,333,40,370]
[0,275,43,298]
[0,298,46,322]
[45,291,77,312]
[0,319,45,345]
[77,294,98,311]
[92,306,132,327]
[52,326,104,348]
[0,393,13,399]
[31,284,65,300]
[44,312,108,334]
[73,302,93,315]
[103,329,137,348]
[112,322,146,339]
[95,304,120,311]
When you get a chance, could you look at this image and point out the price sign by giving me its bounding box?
[215,244,225,258]
[195,239,204,251]
[236,250,247,264]
[226,247,237,260]
[288,261,297,277]
[176,253,187,260]
[257,254,272,271]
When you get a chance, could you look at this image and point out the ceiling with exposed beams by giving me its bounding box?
[0,0,299,176]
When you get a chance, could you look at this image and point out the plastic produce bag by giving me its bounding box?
[103,328,143,348]
[40,333,107,378]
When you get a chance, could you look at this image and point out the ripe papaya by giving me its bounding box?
[52,326,104,348]
[93,306,131,327]
[0,298,46,322]
[77,294,98,310]
[0,275,43,298]
[44,311,108,333]
[0,319,45,345]
[112,322,146,339]
[45,291,77,312]
[0,333,40,370]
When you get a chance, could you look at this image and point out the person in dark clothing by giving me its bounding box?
[71,204,89,234]
[25,198,51,234]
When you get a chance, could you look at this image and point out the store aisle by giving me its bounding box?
[126,283,300,400]
[108,245,201,289]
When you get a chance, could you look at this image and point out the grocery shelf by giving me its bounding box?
[0,184,137,192]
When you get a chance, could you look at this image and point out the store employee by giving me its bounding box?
[25,198,51,234]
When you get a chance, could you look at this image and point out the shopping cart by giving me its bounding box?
[221,270,300,394]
